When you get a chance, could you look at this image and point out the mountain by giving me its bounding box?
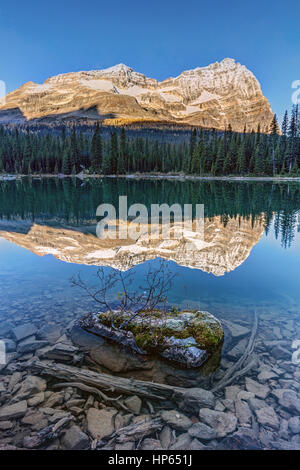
[0,59,273,132]
[0,215,265,275]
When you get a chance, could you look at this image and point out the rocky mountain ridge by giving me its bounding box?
[0,59,274,132]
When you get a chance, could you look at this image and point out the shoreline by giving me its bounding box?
[1,173,300,182]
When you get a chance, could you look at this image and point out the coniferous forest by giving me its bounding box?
[0,106,300,177]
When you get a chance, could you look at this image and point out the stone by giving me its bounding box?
[235,399,252,426]
[288,417,300,434]
[271,345,291,361]
[225,386,242,401]
[28,392,45,407]
[224,321,250,339]
[17,339,48,354]
[169,433,192,450]
[161,410,193,432]
[62,425,90,450]
[254,406,279,430]
[124,396,142,414]
[227,338,248,360]
[8,372,22,392]
[248,397,265,411]
[188,422,217,440]
[11,324,37,342]
[115,442,135,450]
[219,427,261,450]
[188,439,208,450]
[141,438,162,450]
[44,392,64,408]
[82,309,223,369]
[279,419,290,440]
[86,408,117,440]
[180,387,215,414]
[21,411,45,426]
[15,375,47,400]
[245,378,270,399]
[37,325,62,344]
[0,421,13,430]
[222,399,235,412]
[257,369,278,382]
[199,409,237,437]
[1,338,16,353]
[278,391,300,414]
[0,400,27,420]
[159,426,173,449]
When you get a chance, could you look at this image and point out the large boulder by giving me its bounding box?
[79,309,224,369]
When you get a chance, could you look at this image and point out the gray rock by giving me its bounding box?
[227,338,248,360]
[248,397,266,411]
[188,439,209,450]
[115,442,135,450]
[0,400,27,420]
[222,399,235,412]
[169,433,192,450]
[279,419,290,440]
[1,338,16,352]
[37,325,62,344]
[86,408,117,440]
[279,391,300,414]
[17,339,48,354]
[141,438,162,450]
[28,392,45,407]
[271,345,292,361]
[159,426,173,449]
[257,370,278,382]
[271,439,300,450]
[161,410,193,431]
[180,387,215,413]
[235,399,252,426]
[225,385,242,401]
[288,416,300,434]
[8,372,22,392]
[124,396,142,414]
[188,422,217,440]
[245,377,270,399]
[15,375,47,400]
[0,322,12,337]
[254,406,279,430]
[62,425,90,450]
[224,321,250,338]
[199,408,237,437]
[0,421,13,430]
[11,324,37,342]
[219,427,261,450]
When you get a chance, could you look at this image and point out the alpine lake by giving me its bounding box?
[0,177,299,450]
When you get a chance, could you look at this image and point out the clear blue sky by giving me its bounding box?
[0,0,299,121]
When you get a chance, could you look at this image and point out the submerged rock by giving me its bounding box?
[79,309,224,369]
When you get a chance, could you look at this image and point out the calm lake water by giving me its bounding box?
[0,178,300,449]
[0,177,300,320]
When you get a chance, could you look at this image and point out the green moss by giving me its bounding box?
[97,309,224,353]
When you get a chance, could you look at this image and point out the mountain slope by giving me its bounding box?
[0,59,273,132]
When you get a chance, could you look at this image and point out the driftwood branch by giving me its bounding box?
[23,416,73,449]
[52,382,130,411]
[212,310,258,392]
[28,360,187,403]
